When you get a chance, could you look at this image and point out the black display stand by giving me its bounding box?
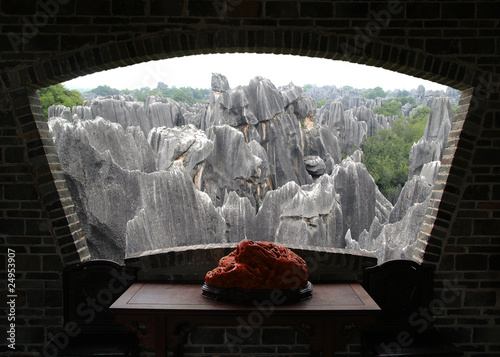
[201,281,313,305]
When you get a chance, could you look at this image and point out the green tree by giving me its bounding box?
[373,100,403,118]
[87,84,120,97]
[172,89,196,106]
[362,106,430,199]
[38,84,84,117]
[302,84,313,92]
[408,106,430,136]
[316,99,327,108]
[362,86,386,99]
[87,84,210,105]
[396,96,416,107]
[362,128,410,199]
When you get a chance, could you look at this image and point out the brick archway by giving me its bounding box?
[8,28,478,267]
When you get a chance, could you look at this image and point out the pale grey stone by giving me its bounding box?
[409,97,453,178]
[148,124,213,176]
[245,76,284,122]
[229,86,259,126]
[211,72,230,92]
[221,191,256,243]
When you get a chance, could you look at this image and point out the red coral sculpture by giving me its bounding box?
[205,239,308,290]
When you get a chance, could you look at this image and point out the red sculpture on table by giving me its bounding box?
[205,239,308,290]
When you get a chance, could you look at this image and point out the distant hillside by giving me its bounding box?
[83,83,211,105]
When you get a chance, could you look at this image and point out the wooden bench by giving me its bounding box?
[58,260,139,357]
[361,259,463,357]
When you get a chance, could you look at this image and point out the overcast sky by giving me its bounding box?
[63,53,448,92]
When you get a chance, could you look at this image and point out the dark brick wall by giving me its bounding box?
[1,1,499,356]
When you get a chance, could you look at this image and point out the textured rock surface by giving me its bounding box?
[221,192,256,243]
[332,157,391,244]
[409,97,453,178]
[347,176,432,262]
[147,124,213,177]
[49,117,147,262]
[202,125,270,207]
[245,76,284,122]
[49,117,225,261]
[48,74,456,264]
[317,100,368,153]
[125,168,226,256]
[276,175,344,247]
[211,72,230,92]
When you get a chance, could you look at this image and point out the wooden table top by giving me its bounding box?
[110,283,380,313]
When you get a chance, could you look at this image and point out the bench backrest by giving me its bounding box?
[63,259,136,332]
[363,259,434,327]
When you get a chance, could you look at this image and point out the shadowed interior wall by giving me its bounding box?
[0,1,499,356]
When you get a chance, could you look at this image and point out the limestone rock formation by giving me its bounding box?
[276,174,344,247]
[347,175,432,262]
[211,72,230,92]
[229,86,259,127]
[48,117,148,262]
[388,175,433,224]
[409,97,453,178]
[245,76,284,123]
[415,85,426,104]
[147,124,213,178]
[49,117,156,174]
[48,74,457,265]
[221,192,256,243]
[49,116,225,261]
[144,96,186,131]
[202,125,270,207]
[331,157,392,245]
[317,100,368,154]
[125,167,226,256]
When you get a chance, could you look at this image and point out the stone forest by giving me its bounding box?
[47,74,460,264]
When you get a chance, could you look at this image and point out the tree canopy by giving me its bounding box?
[88,85,120,97]
[373,100,403,118]
[38,84,84,117]
[362,105,430,201]
[89,85,210,105]
[362,86,386,99]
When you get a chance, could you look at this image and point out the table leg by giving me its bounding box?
[323,318,336,357]
[155,316,168,357]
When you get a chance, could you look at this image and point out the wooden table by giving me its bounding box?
[110,283,380,356]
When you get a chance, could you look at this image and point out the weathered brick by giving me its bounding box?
[473,327,500,343]
[489,255,500,270]
[464,291,497,307]
[462,184,490,200]
[25,218,50,235]
[226,327,260,345]
[335,2,369,18]
[4,183,38,200]
[16,254,41,271]
[474,219,500,236]
[262,327,295,345]
[0,218,24,235]
[16,327,45,345]
[456,254,488,270]
[2,0,37,15]
[300,2,333,18]
[189,327,225,345]
[42,255,63,271]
